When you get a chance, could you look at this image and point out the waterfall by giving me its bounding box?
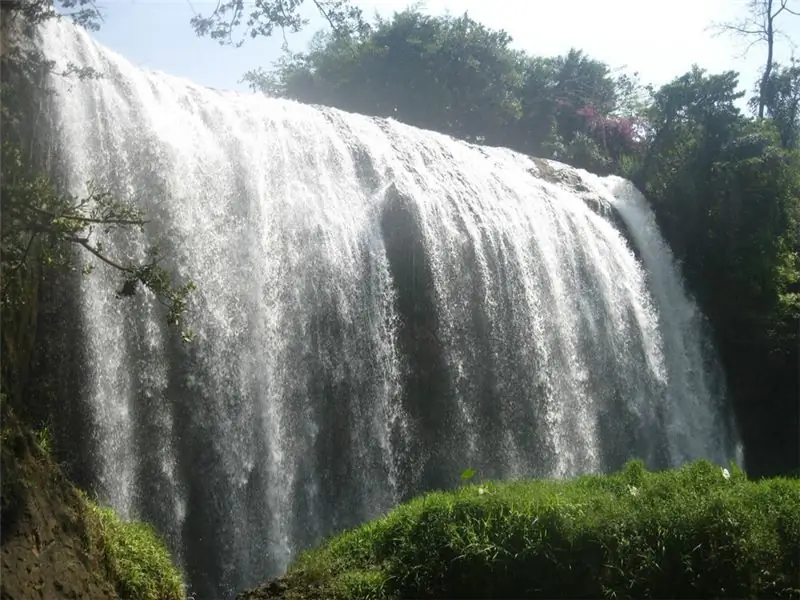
[36,18,740,599]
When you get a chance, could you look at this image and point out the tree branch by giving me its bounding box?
[2,232,40,278]
[64,235,133,273]
[22,202,148,226]
[18,232,38,268]
[311,0,339,32]
[774,0,800,16]
[228,1,242,47]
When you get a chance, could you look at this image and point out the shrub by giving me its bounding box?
[84,500,186,600]
[287,460,800,599]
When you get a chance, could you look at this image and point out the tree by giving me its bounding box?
[635,66,800,477]
[0,142,196,335]
[712,0,799,118]
[756,59,800,148]
[247,9,642,173]
[189,0,367,47]
[3,0,195,326]
[1,0,196,405]
[515,50,643,172]
[246,9,527,145]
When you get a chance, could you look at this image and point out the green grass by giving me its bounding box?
[283,460,800,600]
[84,499,186,600]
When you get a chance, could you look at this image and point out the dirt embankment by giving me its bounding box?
[1,408,118,600]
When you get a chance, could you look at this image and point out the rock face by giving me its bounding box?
[234,574,324,600]
[236,578,290,600]
[1,408,119,600]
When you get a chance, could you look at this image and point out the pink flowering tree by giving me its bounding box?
[575,104,646,163]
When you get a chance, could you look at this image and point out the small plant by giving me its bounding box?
[34,425,51,455]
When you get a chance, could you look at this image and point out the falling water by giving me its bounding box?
[36,18,740,599]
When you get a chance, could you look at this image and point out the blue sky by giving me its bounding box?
[89,0,798,101]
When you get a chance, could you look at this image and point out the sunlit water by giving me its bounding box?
[38,18,741,599]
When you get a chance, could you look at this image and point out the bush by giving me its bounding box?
[286,460,800,599]
[84,499,186,600]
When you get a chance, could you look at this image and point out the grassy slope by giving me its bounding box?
[1,403,185,600]
[240,460,800,600]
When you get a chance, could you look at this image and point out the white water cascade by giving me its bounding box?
[36,19,740,599]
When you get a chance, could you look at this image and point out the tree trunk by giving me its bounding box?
[759,0,775,118]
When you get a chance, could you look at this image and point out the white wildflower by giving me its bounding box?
[721,467,731,480]
[628,485,639,497]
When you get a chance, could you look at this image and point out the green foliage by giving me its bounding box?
[757,59,800,149]
[330,570,387,600]
[0,139,196,341]
[190,0,367,47]
[34,423,52,455]
[84,498,186,600]
[517,49,620,153]
[2,0,103,33]
[460,468,476,482]
[249,9,527,145]
[0,1,197,404]
[284,461,800,600]
[635,65,800,476]
[55,0,104,31]
[248,9,642,169]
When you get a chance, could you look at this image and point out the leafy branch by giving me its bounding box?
[1,0,104,32]
[0,142,196,343]
[1,0,196,343]
[189,0,368,48]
